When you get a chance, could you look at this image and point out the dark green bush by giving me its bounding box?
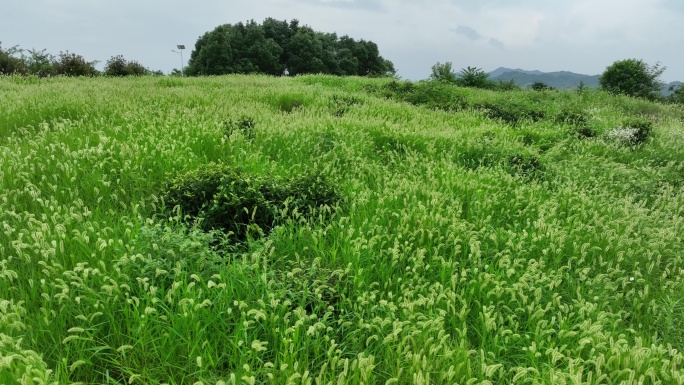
[555,110,589,126]
[604,118,653,146]
[574,126,597,139]
[330,95,361,117]
[52,51,99,77]
[162,163,341,243]
[104,55,149,76]
[274,95,305,113]
[622,117,653,145]
[531,82,554,91]
[474,102,545,125]
[403,82,467,111]
[0,43,26,75]
[506,153,543,179]
[223,116,255,139]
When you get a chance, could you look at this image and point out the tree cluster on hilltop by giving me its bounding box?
[185,18,395,77]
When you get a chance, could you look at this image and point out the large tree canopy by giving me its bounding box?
[186,18,395,77]
[599,59,665,100]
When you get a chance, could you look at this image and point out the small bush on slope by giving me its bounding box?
[161,163,341,243]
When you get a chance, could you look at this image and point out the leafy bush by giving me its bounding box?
[669,84,684,104]
[162,163,341,243]
[270,94,306,113]
[52,51,99,76]
[120,222,226,290]
[0,43,25,75]
[599,59,665,100]
[506,153,544,179]
[554,109,589,126]
[456,66,493,89]
[223,116,255,139]
[330,95,361,117]
[104,55,149,76]
[429,62,458,83]
[531,82,554,91]
[404,82,467,111]
[474,102,545,125]
[604,118,653,146]
[22,48,54,77]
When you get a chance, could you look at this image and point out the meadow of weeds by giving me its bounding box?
[1,74,684,384]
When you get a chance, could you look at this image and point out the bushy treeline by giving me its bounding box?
[429,60,684,104]
[0,42,160,77]
[186,18,395,77]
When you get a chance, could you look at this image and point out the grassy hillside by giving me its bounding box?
[1,74,684,384]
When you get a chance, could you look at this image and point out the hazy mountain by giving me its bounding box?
[488,68,600,89]
[488,68,681,96]
[488,67,545,78]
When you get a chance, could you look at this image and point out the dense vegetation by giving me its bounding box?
[0,42,158,77]
[185,18,395,77]
[599,59,667,101]
[1,74,684,384]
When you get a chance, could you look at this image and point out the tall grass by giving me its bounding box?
[1,74,683,384]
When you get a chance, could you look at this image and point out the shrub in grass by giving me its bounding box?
[403,82,468,111]
[120,222,226,290]
[329,95,361,117]
[223,116,255,139]
[574,126,597,139]
[506,153,543,179]
[162,163,341,243]
[270,258,346,316]
[474,102,545,125]
[270,94,307,113]
[604,117,653,146]
[554,109,589,126]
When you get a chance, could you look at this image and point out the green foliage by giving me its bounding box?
[531,81,554,91]
[22,48,54,77]
[268,94,308,113]
[604,117,654,146]
[52,51,99,77]
[554,109,589,126]
[121,222,226,290]
[496,78,519,91]
[329,94,361,117]
[3,75,684,384]
[576,80,588,95]
[475,101,546,125]
[1,44,99,77]
[599,58,666,100]
[429,61,458,83]
[162,163,340,243]
[186,18,394,77]
[0,42,26,75]
[457,66,493,89]
[104,55,149,76]
[506,153,543,179]
[669,84,684,104]
[223,116,255,139]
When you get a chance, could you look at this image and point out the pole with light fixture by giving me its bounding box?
[171,44,185,76]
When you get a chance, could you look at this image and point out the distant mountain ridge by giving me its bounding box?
[488,67,681,95]
[488,67,600,89]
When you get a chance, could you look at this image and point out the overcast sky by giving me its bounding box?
[3,0,683,81]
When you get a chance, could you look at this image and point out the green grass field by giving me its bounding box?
[1,74,684,384]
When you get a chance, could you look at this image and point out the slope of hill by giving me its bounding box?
[1,75,684,383]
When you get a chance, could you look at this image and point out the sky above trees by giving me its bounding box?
[3,0,683,81]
